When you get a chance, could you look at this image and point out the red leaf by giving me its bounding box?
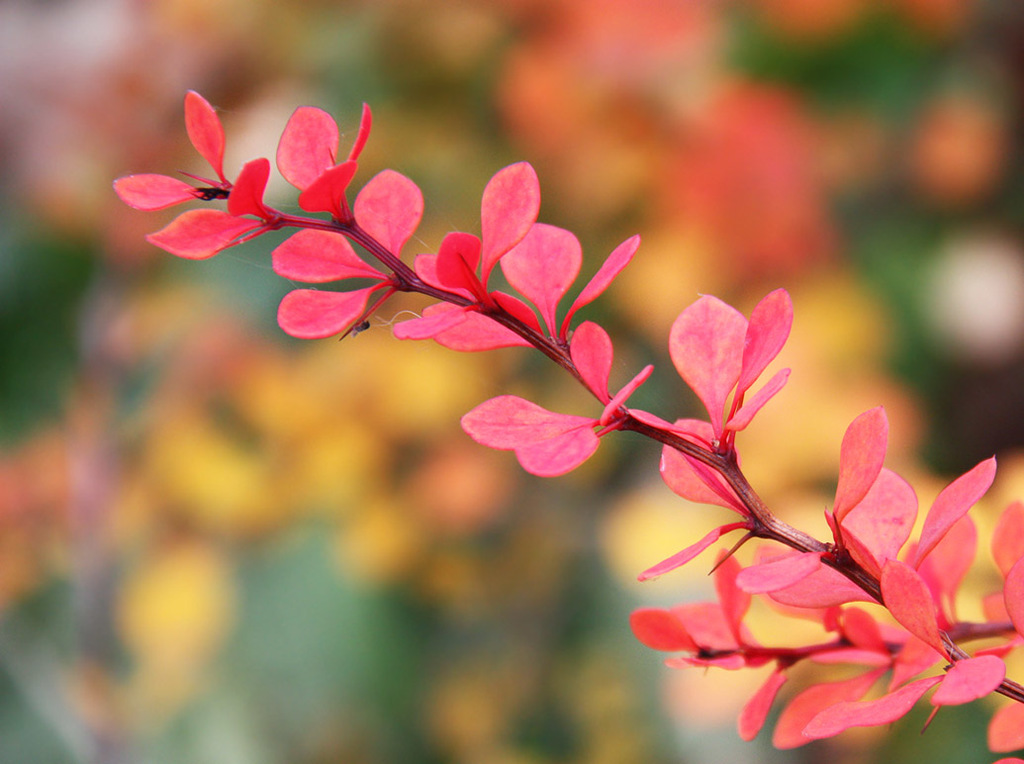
[480,162,540,284]
[461,395,594,450]
[672,602,740,650]
[601,364,653,426]
[737,288,793,395]
[277,287,375,339]
[570,321,613,402]
[739,670,787,741]
[802,676,940,740]
[146,209,261,259]
[726,368,790,432]
[637,522,747,582]
[880,560,946,655]
[272,229,383,283]
[346,103,372,162]
[1005,557,1024,638]
[298,160,358,217]
[840,468,917,576]
[891,635,944,690]
[501,223,582,335]
[276,106,338,189]
[917,515,976,623]
[396,304,532,351]
[514,425,600,476]
[184,91,226,181]
[993,501,1024,578]
[353,169,424,255]
[227,158,271,219]
[113,174,198,210]
[772,669,883,749]
[434,233,484,297]
[769,565,873,608]
[668,295,747,437]
[735,552,821,594]
[560,234,640,338]
[661,429,746,513]
[840,607,888,653]
[833,407,889,522]
[931,655,1005,706]
[629,608,697,652]
[989,702,1024,752]
[914,456,997,566]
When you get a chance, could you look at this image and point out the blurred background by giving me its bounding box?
[2,0,1024,761]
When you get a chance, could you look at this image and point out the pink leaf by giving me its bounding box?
[891,635,944,690]
[989,702,1024,752]
[276,106,338,189]
[737,288,793,395]
[272,229,383,283]
[514,425,599,476]
[739,670,787,741]
[570,321,613,402]
[353,170,424,255]
[276,287,375,339]
[629,608,697,652]
[726,368,790,432]
[146,209,261,259]
[480,162,540,283]
[637,522,747,581]
[735,552,822,594]
[1005,557,1024,638]
[560,234,640,338]
[184,91,226,181]
[461,395,593,450]
[396,304,531,351]
[772,669,883,749]
[113,174,198,210]
[833,407,889,522]
[672,602,741,650]
[661,437,745,513]
[993,501,1024,578]
[840,468,918,576]
[931,655,1005,706]
[881,560,946,655]
[346,103,372,162]
[227,158,271,219]
[501,224,582,336]
[601,364,653,426]
[769,565,873,608]
[841,607,888,653]
[298,160,358,217]
[802,676,941,740]
[668,295,747,437]
[914,456,997,566]
[434,233,484,296]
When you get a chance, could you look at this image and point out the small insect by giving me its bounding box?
[351,320,371,336]
[195,186,230,201]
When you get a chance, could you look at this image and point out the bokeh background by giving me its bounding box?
[3,0,1024,762]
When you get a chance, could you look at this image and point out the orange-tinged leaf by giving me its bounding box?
[714,553,751,644]
[629,608,697,652]
[637,522,747,581]
[989,701,1024,752]
[881,559,946,655]
[914,456,996,566]
[1005,556,1024,638]
[146,209,261,259]
[993,501,1024,578]
[931,655,1005,706]
[739,670,787,741]
[917,515,976,623]
[802,676,941,739]
[772,669,883,749]
[276,106,338,189]
[833,407,888,522]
